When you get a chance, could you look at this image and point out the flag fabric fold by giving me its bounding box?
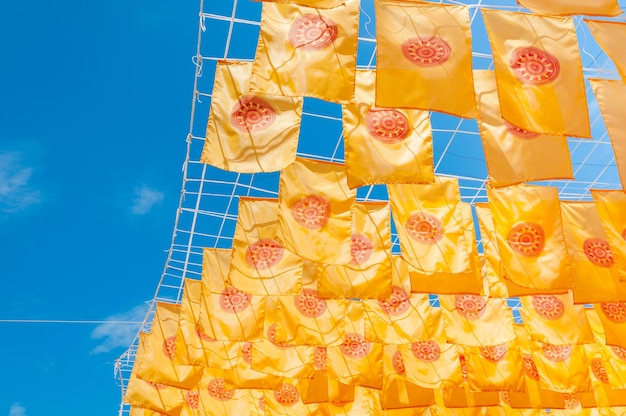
[518,0,621,16]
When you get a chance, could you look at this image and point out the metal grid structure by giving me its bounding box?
[114,0,626,414]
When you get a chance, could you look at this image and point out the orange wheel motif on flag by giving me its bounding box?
[365,109,411,144]
[162,335,177,360]
[290,194,331,229]
[350,233,373,266]
[532,295,564,320]
[522,354,540,380]
[480,344,507,362]
[454,294,487,320]
[295,289,327,317]
[591,358,609,384]
[459,354,468,380]
[504,120,541,140]
[507,222,545,256]
[245,238,284,269]
[563,393,580,410]
[401,36,452,67]
[392,350,406,374]
[341,333,371,359]
[583,238,615,267]
[288,14,338,51]
[509,47,560,86]
[405,212,443,244]
[258,396,265,412]
[242,342,253,364]
[378,286,410,316]
[314,347,327,370]
[219,286,252,313]
[274,383,300,406]
[500,391,511,406]
[186,390,199,409]
[267,323,289,349]
[542,343,572,362]
[230,96,276,132]
[612,345,626,361]
[411,340,441,362]
[145,380,168,390]
[600,302,626,322]
[208,378,234,401]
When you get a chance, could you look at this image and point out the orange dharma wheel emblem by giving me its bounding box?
[509,46,560,85]
[411,340,441,362]
[242,342,253,364]
[349,233,373,266]
[230,95,276,132]
[454,294,487,320]
[245,238,284,270]
[480,344,507,362]
[531,295,564,320]
[295,289,327,318]
[522,354,540,380]
[314,347,327,370]
[288,14,338,51]
[591,358,609,384]
[563,393,580,410]
[186,390,199,409]
[405,212,443,244]
[542,343,572,362]
[365,108,411,144]
[507,222,545,256]
[600,302,626,322]
[208,378,235,401]
[504,119,541,140]
[612,345,626,361]
[378,286,410,316]
[392,350,405,374]
[162,335,177,360]
[290,194,331,229]
[401,35,452,67]
[340,333,371,359]
[583,238,615,267]
[219,286,252,313]
[267,323,289,349]
[274,383,300,406]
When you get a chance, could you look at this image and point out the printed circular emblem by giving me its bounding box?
[509,47,560,86]
[522,354,540,381]
[600,302,626,322]
[459,354,468,380]
[350,233,373,266]
[612,345,626,361]
[267,323,289,349]
[274,383,300,406]
[219,286,251,313]
[314,347,327,370]
[230,96,276,132]
[245,238,284,270]
[295,289,327,318]
[290,195,331,229]
[531,295,565,320]
[583,238,615,267]
[365,109,411,144]
[500,391,511,406]
[454,295,487,320]
[162,335,177,360]
[563,393,580,410]
[405,212,443,244]
[378,286,411,316]
[507,222,545,257]
[392,350,406,374]
[341,333,371,359]
[591,358,609,384]
[242,342,253,364]
[401,36,452,67]
[186,390,199,409]
[145,381,168,390]
[288,14,338,51]
[504,120,541,140]
[208,378,234,401]
[411,340,441,362]
[542,343,572,362]
[480,344,507,362]
[259,396,265,412]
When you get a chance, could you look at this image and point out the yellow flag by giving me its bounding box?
[343,70,434,188]
[586,21,626,81]
[488,183,573,290]
[596,302,626,349]
[250,0,359,104]
[195,368,251,416]
[462,341,524,392]
[375,1,476,118]
[474,70,572,187]
[299,370,355,404]
[400,340,463,389]
[317,202,392,300]
[482,9,590,138]
[327,336,384,389]
[381,345,435,410]
[223,344,284,390]
[229,197,303,295]
[519,292,594,345]
[592,190,626,280]
[276,157,356,264]
[263,381,321,415]
[531,341,591,392]
[201,60,302,173]
[590,80,626,189]
[174,279,205,367]
[519,0,621,16]
[201,248,230,294]
[258,0,345,8]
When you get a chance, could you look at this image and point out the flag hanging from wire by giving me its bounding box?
[518,0,621,16]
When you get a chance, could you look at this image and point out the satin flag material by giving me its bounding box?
[201,60,302,173]
[531,341,591,392]
[317,202,392,300]
[250,0,359,103]
[586,21,626,80]
[223,344,284,390]
[276,158,356,264]
[590,80,626,189]
[487,183,573,290]
[258,0,345,8]
[592,190,626,280]
[474,70,572,187]
[596,302,626,349]
[400,340,463,389]
[518,0,621,16]
[482,9,590,138]
[175,279,205,366]
[263,381,321,415]
[201,248,230,294]
[343,70,434,188]
[375,1,476,118]
[229,197,303,295]
[197,368,252,416]
[381,345,435,410]
[462,341,524,392]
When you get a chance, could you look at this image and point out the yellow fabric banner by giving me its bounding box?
[197,368,252,416]
[462,341,524,392]
[229,197,303,295]
[251,323,316,378]
[343,70,434,188]
[250,0,359,103]
[201,248,230,294]
[531,341,591,393]
[201,60,302,173]
[263,381,321,415]
[473,70,572,188]
[518,0,621,16]
[482,9,590,138]
[488,183,573,290]
[175,279,205,367]
[592,190,626,280]
[223,344,284,390]
[317,202,392,300]
[381,345,435,410]
[596,302,626,349]
[400,340,463,389]
[586,21,626,80]
[276,157,356,265]
[475,203,509,299]
[257,0,345,8]
[327,337,384,389]
[375,1,476,118]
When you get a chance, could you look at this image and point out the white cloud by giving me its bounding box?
[0,152,41,214]
[9,403,26,416]
[90,304,148,354]
[131,185,164,215]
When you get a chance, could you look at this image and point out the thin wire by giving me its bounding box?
[0,319,143,324]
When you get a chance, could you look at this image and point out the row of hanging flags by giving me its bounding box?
[125,0,626,414]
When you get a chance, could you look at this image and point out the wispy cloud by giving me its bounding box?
[90,304,148,354]
[0,152,41,214]
[131,185,164,215]
[9,403,26,416]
